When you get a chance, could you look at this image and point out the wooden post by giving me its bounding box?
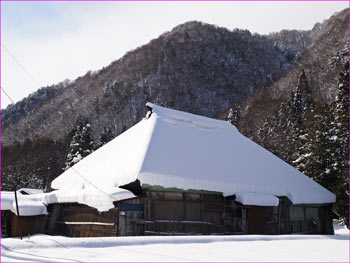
[115,206,119,236]
[13,185,23,240]
[278,199,281,233]
[223,201,228,234]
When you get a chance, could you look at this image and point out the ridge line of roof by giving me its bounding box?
[146,102,236,130]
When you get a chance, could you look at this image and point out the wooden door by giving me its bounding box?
[247,206,267,234]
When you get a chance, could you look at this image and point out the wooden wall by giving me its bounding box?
[118,199,143,236]
[46,193,335,237]
[289,205,334,234]
[1,211,12,237]
[1,210,47,237]
[10,214,36,237]
[139,191,226,235]
[54,204,118,237]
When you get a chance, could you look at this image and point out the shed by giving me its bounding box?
[50,103,336,236]
[1,191,48,237]
[42,187,136,237]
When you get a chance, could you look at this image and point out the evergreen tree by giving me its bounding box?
[276,71,314,164]
[333,61,349,175]
[227,104,241,126]
[64,116,94,170]
[254,70,314,166]
[294,62,349,226]
[269,93,304,164]
[331,61,349,225]
[293,105,335,188]
[291,70,313,123]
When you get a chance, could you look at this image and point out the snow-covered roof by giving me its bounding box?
[42,187,136,212]
[1,187,134,214]
[18,188,44,195]
[1,191,48,216]
[52,102,336,207]
[235,192,279,207]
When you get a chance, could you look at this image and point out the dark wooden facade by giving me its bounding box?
[1,210,47,237]
[46,190,334,237]
[47,198,143,237]
[50,204,118,237]
[140,191,226,235]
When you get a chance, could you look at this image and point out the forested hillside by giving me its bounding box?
[2,20,310,146]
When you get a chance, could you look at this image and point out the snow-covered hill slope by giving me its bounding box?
[1,224,348,262]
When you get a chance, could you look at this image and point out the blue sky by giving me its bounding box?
[1,1,349,108]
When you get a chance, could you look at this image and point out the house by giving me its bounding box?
[1,190,47,237]
[48,103,336,236]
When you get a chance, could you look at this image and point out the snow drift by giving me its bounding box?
[1,224,348,262]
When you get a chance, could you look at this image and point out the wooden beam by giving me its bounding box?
[56,221,115,226]
[13,185,22,240]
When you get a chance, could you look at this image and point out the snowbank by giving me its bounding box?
[51,103,335,207]
[235,192,279,206]
[1,225,348,262]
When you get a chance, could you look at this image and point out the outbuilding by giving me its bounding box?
[1,190,48,237]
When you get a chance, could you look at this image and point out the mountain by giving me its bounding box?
[240,8,349,137]
[271,8,349,102]
[2,21,302,146]
[4,9,348,147]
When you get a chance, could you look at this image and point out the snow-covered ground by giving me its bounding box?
[1,225,348,262]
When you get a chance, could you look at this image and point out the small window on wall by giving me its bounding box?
[290,206,304,221]
[289,206,320,234]
[290,206,319,221]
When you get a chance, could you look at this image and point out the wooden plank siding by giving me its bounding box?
[140,191,226,235]
[1,210,48,238]
[45,191,334,237]
[1,211,11,237]
[54,204,118,237]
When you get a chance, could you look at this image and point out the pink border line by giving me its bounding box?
[0,1,349,263]
[0,0,346,1]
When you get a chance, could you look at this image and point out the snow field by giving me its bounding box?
[1,225,348,262]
